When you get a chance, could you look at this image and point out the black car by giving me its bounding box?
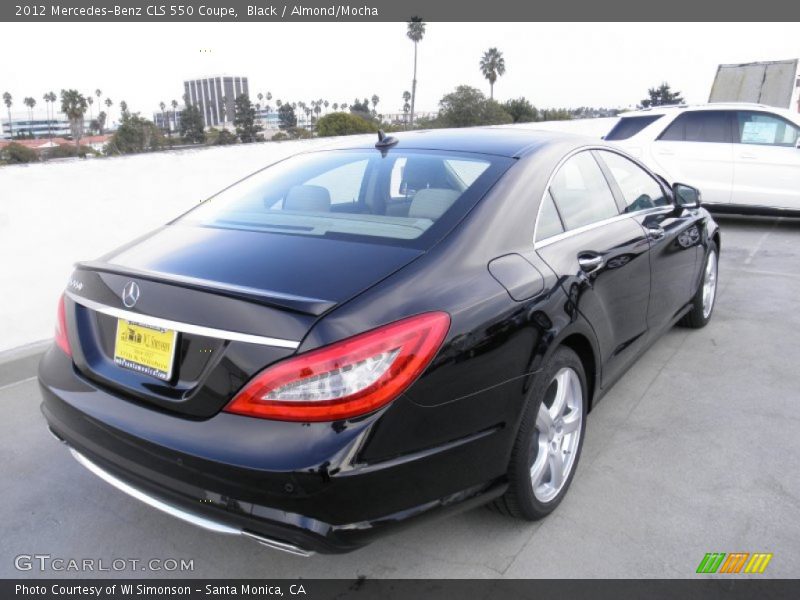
[39,128,720,556]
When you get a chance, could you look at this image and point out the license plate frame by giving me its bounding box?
[113,319,178,381]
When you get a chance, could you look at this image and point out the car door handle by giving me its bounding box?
[656,149,674,156]
[739,153,757,159]
[577,253,604,273]
[646,226,666,241]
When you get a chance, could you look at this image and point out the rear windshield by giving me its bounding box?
[604,115,663,141]
[177,149,514,249]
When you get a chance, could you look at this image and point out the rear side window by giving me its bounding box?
[736,111,800,147]
[178,149,513,249]
[604,115,663,141]
[596,151,670,213]
[535,192,565,242]
[549,152,619,231]
[658,111,733,143]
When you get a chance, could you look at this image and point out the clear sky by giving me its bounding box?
[1,21,798,122]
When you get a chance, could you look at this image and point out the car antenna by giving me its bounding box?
[375,129,398,154]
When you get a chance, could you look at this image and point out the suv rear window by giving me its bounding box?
[604,115,663,140]
[177,149,513,249]
[658,111,733,143]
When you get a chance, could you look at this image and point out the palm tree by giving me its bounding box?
[341,102,348,112]
[159,101,167,134]
[104,97,113,128]
[3,92,13,139]
[42,93,52,140]
[257,92,263,106]
[60,89,88,149]
[95,89,102,104]
[171,99,178,133]
[332,102,339,112]
[324,100,329,114]
[47,91,57,139]
[24,97,36,134]
[406,16,426,127]
[479,47,506,100]
[87,96,94,131]
[119,100,128,120]
[402,90,411,125]
[371,94,380,116]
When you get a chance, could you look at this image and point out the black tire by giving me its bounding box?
[678,241,718,329]
[490,346,588,520]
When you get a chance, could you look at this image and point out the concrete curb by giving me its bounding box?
[0,340,50,388]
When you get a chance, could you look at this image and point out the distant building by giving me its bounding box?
[2,116,73,139]
[153,111,181,133]
[183,76,249,128]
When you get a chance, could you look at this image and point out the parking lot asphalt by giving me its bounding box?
[1,215,798,579]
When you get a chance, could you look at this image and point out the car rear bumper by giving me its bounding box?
[38,347,510,554]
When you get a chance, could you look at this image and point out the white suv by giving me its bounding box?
[604,103,800,215]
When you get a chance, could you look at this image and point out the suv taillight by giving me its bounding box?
[55,294,72,357]
[224,312,450,422]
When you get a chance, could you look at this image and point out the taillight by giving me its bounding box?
[225,312,450,422]
[55,293,72,357]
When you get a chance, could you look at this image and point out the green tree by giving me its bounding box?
[317,112,378,137]
[277,103,297,130]
[504,97,538,123]
[178,104,206,144]
[640,82,684,108]
[106,113,164,154]
[1,142,38,164]
[437,85,512,128]
[406,16,426,127]
[234,94,263,143]
[60,89,88,149]
[3,92,12,139]
[479,47,506,100]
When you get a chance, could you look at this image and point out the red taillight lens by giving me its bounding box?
[55,293,72,357]
[225,312,450,422]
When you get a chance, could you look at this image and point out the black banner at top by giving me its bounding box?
[2,0,800,22]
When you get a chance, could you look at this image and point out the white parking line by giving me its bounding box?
[0,376,37,393]
[743,217,781,265]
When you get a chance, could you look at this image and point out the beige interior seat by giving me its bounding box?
[284,185,331,212]
[408,188,460,221]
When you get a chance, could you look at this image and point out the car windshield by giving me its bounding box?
[176,149,514,249]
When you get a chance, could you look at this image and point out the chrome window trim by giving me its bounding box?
[65,291,300,349]
[533,145,675,249]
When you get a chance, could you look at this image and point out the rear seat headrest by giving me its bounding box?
[408,188,460,221]
[284,185,331,212]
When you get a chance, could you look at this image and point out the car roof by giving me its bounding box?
[621,102,792,116]
[325,127,591,159]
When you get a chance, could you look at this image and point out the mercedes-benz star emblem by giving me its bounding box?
[121,281,140,308]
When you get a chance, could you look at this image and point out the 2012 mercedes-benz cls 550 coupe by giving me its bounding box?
[39,128,720,556]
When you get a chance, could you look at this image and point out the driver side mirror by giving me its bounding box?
[672,183,701,209]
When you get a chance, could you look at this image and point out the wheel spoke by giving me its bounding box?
[561,410,581,434]
[530,440,548,487]
[536,402,553,432]
[549,451,565,489]
[549,370,569,420]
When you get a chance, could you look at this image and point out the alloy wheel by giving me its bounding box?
[702,250,718,319]
[531,367,583,503]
